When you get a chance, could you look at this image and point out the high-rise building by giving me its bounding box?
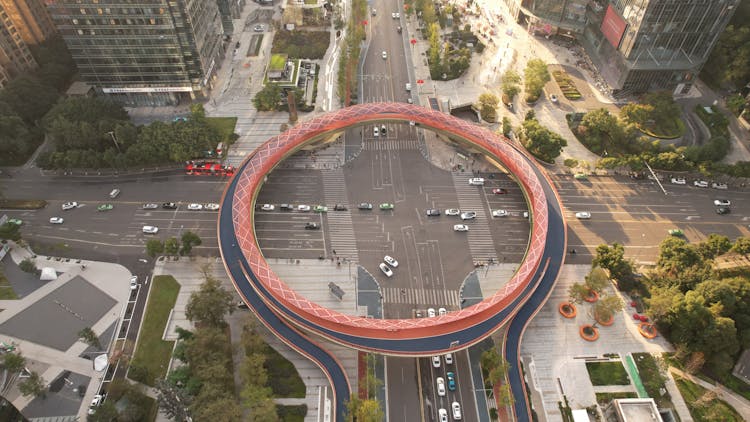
[504,0,740,97]
[0,0,57,46]
[0,1,38,88]
[47,0,228,106]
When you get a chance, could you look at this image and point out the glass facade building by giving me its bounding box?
[47,0,226,106]
[0,0,38,88]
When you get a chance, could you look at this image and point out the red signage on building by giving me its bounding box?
[601,5,627,49]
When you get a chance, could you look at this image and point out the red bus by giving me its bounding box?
[185,161,235,176]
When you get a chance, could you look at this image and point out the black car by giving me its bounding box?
[162,202,177,209]
[334,204,348,211]
[279,204,293,211]
[358,202,373,210]
[716,207,731,215]
[304,222,319,230]
[426,209,441,216]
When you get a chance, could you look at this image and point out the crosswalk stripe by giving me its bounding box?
[381,287,460,306]
[362,139,420,151]
[451,173,498,262]
[322,169,359,262]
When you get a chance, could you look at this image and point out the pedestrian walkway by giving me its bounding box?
[451,173,498,262]
[381,287,460,306]
[322,169,359,262]
[669,367,750,421]
[362,139,420,151]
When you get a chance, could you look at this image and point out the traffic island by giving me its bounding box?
[579,324,599,341]
[559,302,577,318]
[638,323,658,339]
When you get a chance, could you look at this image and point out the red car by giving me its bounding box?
[492,188,508,194]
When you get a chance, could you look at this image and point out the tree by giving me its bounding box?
[345,397,384,422]
[253,84,283,111]
[496,384,514,406]
[18,258,37,274]
[502,116,512,137]
[2,352,25,373]
[501,70,521,101]
[593,295,624,323]
[592,243,636,290]
[477,92,499,122]
[585,267,610,293]
[87,401,119,421]
[164,237,180,255]
[518,117,566,163]
[730,237,750,254]
[155,379,191,421]
[568,283,592,304]
[185,276,234,328]
[78,327,101,349]
[19,371,46,398]
[523,59,550,101]
[180,231,202,255]
[241,383,277,421]
[0,223,21,241]
[146,239,165,257]
[697,234,731,259]
[576,108,629,155]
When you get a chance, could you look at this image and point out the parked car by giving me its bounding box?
[468,177,485,186]
[711,182,728,190]
[693,180,709,188]
[142,225,159,234]
[453,224,469,232]
[188,203,204,211]
[129,276,138,290]
[426,208,441,216]
[670,177,686,185]
[445,208,461,216]
[358,202,373,210]
[253,24,264,32]
[460,211,476,220]
[142,203,159,209]
[491,209,508,217]
[88,394,105,415]
[384,255,398,268]
[62,202,78,210]
[575,211,592,219]
[162,202,177,209]
[378,263,393,277]
[49,217,64,224]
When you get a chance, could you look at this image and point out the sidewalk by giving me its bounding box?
[669,367,750,420]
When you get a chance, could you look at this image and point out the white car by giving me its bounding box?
[142,225,159,234]
[444,353,453,365]
[575,211,591,219]
[451,402,462,420]
[88,394,104,414]
[62,202,78,210]
[49,217,64,224]
[453,224,469,232]
[396,12,400,18]
[670,177,686,185]
[468,177,485,186]
[439,408,448,422]
[491,209,508,217]
[142,203,159,209]
[523,211,529,219]
[373,126,379,137]
[432,356,441,368]
[428,308,436,317]
[445,209,461,216]
[188,203,203,211]
[204,203,220,211]
[460,211,476,220]
[297,204,311,212]
[438,307,447,316]
[260,204,274,211]
[712,182,728,190]
[130,276,138,290]
[383,255,399,268]
[714,199,731,207]
[381,51,387,59]
[391,12,396,18]
[436,377,446,396]
[378,263,393,277]
[693,180,709,188]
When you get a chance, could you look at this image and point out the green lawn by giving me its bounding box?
[674,375,743,421]
[595,392,637,404]
[270,54,288,71]
[586,361,631,385]
[205,117,237,144]
[277,404,307,422]
[0,269,18,300]
[129,275,180,386]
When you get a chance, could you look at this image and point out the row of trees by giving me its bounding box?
[2,351,46,398]
[346,354,384,421]
[415,0,471,80]
[88,379,155,421]
[700,0,750,90]
[336,0,367,105]
[145,231,203,257]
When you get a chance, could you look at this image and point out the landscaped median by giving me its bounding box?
[128,275,180,386]
[0,199,47,210]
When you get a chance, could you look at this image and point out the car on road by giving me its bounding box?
[97,204,113,212]
[446,372,456,391]
[460,211,476,220]
[62,202,78,210]
[381,124,387,135]
[428,308,436,317]
[188,203,204,211]
[49,217,64,224]
[575,211,592,219]
[438,408,448,422]
[304,222,319,230]
[373,126,379,137]
[712,182,728,190]
[716,207,731,215]
[392,12,396,18]
[162,202,177,209]
[378,263,393,277]
[130,276,138,290]
[714,199,731,207]
[7,218,22,225]
[444,353,453,365]
[436,377,446,396]
[468,177,485,186]
[379,203,394,210]
[142,203,159,209]
[693,180,709,188]
[451,402,462,420]
[253,24,264,32]
[383,255,399,268]
[142,225,159,234]
[668,229,684,237]
[491,209,508,217]
[314,205,328,213]
[381,51,387,59]
[453,224,469,232]
[432,356,441,368]
[670,177,686,185]
[258,204,273,211]
[88,394,105,414]
[445,208,460,216]
[298,204,311,212]
[333,204,347,211]
[438,307,447,316]
[573,173,588,180]
[280,203,293,211]
[523,211,529,219]
[204,203,220,211]
[426,208,441,216]
[491,188,508,194]
[357,203,372,210]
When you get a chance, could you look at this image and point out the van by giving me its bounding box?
[109,189,121,199]
[405,83,412,91]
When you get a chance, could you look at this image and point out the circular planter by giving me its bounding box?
[583,289,600,303]
[595,311,614,326]
[579,324,599,341]
[638,323,658,339]
[559,302,577,318]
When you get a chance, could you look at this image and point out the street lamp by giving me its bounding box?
[107,131,122,153]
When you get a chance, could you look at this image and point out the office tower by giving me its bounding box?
[47,0,227,106]
[0,0,57,46]
[504,0,739,97]
[0,1,38,88]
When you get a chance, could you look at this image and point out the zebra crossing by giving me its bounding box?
[452,173,499,262]
[322,169,359,262]
[382,287,460,306]
[362,139,420,151]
